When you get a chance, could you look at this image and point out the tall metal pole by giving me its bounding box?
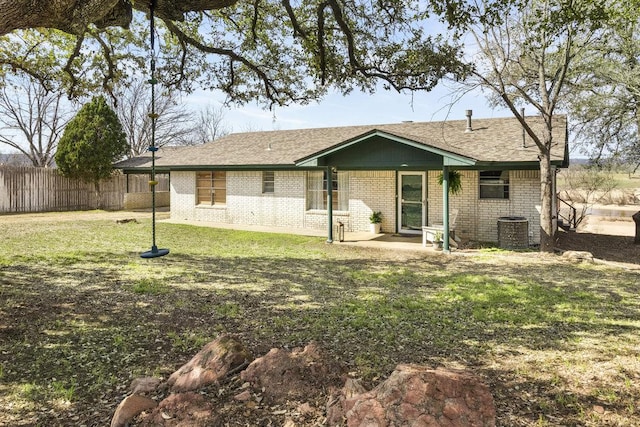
[150,5,158,251]
[141,0,169,258]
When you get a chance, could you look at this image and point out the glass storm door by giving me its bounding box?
[399,172,426,234]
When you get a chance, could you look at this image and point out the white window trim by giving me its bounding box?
[306,170,349,211]
[262,170,275,194]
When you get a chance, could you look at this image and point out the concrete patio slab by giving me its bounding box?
[162,219,437,252]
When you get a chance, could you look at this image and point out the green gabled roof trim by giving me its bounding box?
[295,129,477,167]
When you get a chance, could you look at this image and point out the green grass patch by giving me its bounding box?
[167,330,213,353]
[50,380,76,402]
[19,383,45,401]
[130,278,170,295]
[0,213,639,426]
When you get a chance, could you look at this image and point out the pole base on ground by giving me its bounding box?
[140,246,170,258]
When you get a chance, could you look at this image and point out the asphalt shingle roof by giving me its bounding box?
[116,114,567,170]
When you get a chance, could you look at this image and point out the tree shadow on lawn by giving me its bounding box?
[1,251,639,425]
[556,229,640,265]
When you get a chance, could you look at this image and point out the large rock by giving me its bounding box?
[562,250,594,263]
[327,364,496,427]
[326,378,368,426]
[138,392,217,426]
[166,335,251,392]
[110,394,157,427]
[130,377,162,395]
[240,342,346,404]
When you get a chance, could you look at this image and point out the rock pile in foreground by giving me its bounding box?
[111,334,496,426]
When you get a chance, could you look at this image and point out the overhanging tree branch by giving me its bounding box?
[89,30,117,102]
[163,19,305,105]
[63,34,86,97]
[1,0,470,108]
[281,0,310,39]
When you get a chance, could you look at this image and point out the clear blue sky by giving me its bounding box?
[189,82,513,133]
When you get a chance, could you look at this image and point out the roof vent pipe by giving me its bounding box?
[521,108,526,148]
[465,109,473,133]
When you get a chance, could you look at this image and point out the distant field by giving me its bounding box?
[611,172,640,189]
[557,167,640,192]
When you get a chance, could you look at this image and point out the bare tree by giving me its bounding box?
[558,165,618,228]
[192,104,230,144]
[115,79,197,157]
[458,0,607,252]
[0,74,76,167]
[0,152,31,165]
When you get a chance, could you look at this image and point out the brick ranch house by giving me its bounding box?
[116,113,568,247]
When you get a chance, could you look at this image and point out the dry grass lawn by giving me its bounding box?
[0,211,639,426]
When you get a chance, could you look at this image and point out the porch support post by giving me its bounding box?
[326,166,334,243]
[442,165,450,253]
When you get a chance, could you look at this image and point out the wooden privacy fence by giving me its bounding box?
[0,166,169,214]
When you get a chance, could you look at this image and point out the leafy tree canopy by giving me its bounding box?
[567,3,640,169]
[55,95,129,184]
[0,0,495,107]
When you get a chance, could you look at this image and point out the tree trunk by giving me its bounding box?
[0,0,124,35]
[633,211,640,244]
[94,180,102,210]
[539,149,555,253]
[0,0,238,36]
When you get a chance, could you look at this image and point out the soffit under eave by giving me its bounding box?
[294,130,477,168]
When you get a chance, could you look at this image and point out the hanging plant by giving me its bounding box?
[437,170,463,195]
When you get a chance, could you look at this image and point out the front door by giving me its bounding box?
[398,172,426,234]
